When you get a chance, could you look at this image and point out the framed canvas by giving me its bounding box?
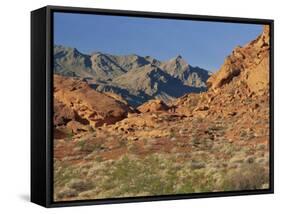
[31,5,274,207]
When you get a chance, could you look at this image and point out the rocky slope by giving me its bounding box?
[207,25,270,94]
[54,45,209,106]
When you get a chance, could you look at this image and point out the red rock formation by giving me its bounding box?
[207,25,270,94]
[54,75,134,129]
[137,99,169,113]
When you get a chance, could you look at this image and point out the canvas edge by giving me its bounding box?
[31,7,48,207]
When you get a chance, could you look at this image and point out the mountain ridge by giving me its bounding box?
[54,45,210,106]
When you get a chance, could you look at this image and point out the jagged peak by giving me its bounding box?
[91,51,103,56]
[175,54,183,59]
[54,44,79,53]
[169,54,183,61]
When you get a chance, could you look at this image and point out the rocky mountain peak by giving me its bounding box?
[169,54,187,65]
[173,54,183,61]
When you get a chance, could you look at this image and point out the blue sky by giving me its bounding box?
[54,12,262,72]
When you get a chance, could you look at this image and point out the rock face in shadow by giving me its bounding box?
[54,45,92,77]
[111,64,205,106]
[54,75,134,133]
[160,55,210,87]
[207,25,270,94]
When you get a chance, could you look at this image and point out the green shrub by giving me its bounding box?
[223,163,269,191]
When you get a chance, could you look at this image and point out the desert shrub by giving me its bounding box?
[190,160,206,170]
[66,130,74,141]
[177,170,217,193]
[101,155,179,196]
[239,129,255,141]
[257,144,266,150]
[118,138,127,147]
[127,143,139,154]
[190,136,213,151]
[56,187,78,200]
[177,181,194,193]
[76,140,87,149]
[223,163,269,191]
[56,152,251,200]
[208,124,225,132]
[95,156,103,162]
[54,163,83,200]
[89,127,96,137]
[220,143,236,156]
[207,125,226,137]
[54,163,77,188]
[67,178,93,191]
[96,154,223,197]
[190,136,201,145]
[76,139,103,152]
[170,129,177,138]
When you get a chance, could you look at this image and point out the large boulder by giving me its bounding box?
[137,99,169,113]
[54,75,134,128]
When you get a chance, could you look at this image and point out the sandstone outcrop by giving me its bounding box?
[137,99,169,113]
[207,25,270,94]
[54,75,134,130]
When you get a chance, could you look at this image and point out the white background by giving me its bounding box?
[0,0,279,212]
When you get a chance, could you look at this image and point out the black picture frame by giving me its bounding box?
[31,5,274,208]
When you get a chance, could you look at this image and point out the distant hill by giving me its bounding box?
[54,45,210,106]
